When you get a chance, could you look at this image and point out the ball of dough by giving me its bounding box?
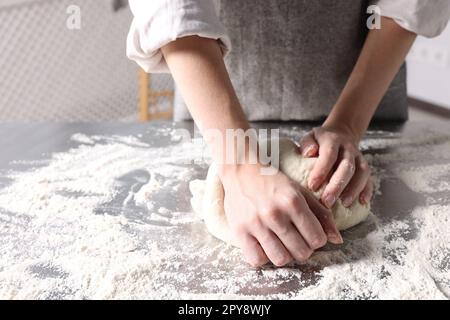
[189,139,371,246]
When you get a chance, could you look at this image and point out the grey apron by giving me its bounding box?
[174,0,408,122]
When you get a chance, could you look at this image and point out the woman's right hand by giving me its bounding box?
[219,163,343,267]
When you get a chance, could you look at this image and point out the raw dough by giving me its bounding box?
[189,139,371,246]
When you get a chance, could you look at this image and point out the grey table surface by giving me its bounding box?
[0,117,449,298]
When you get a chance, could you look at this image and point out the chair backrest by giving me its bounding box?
[138,70,174,122]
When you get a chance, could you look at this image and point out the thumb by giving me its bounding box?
[299,132,319,157]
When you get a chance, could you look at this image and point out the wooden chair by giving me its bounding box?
[138,69,174,122]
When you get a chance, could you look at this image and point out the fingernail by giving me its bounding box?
[303,146,315,157]
[327,232,344,244]
[323,194,336,208]
[309,179,320,191]
[302,147,310,157]
[342,196,353,207]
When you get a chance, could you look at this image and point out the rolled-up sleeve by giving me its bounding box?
[127,0,231,73]
[373,0,450,38]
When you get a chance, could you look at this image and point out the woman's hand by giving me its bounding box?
[296,18,416,210]
[299,124,373,209]
[219,163,343,267]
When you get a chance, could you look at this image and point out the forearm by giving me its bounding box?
[162,36,250,166]
[325,17,417,140]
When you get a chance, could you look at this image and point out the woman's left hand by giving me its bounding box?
[299,124,373,208]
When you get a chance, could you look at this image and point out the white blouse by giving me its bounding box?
[127,0,231,73]
[127,0,450,73]
[375,0,450,37]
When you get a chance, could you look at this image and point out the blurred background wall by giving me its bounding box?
[0,0,174,121]
[407,24,450,110]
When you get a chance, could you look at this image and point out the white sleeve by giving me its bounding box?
[374,0,450,38]
[127,0,231,73]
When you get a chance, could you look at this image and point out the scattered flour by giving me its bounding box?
[0,126,449,299]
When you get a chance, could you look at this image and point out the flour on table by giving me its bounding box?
[0,126,449,299]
